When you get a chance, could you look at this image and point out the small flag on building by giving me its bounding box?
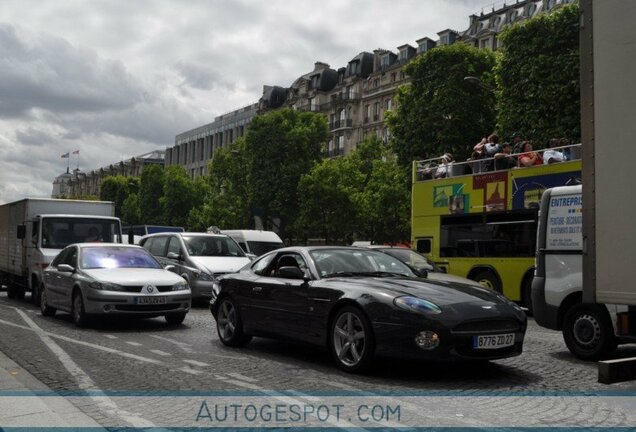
[61,152,70,159]
[72,149,80,155]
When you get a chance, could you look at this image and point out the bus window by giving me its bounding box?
[440,211,537,258]
[416,238,432,254]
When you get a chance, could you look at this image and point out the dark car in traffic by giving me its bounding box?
[210,246,526,372]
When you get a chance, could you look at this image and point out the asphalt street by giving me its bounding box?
[1,290,635,428]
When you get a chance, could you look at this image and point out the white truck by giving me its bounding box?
[0,198,122,304]
[532,0,636,360]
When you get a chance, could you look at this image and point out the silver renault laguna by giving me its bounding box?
[41,243,191,327]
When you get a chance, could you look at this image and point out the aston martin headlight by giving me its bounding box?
[172,281,189,291]
[394,296,442,315]
[89,281,124,291]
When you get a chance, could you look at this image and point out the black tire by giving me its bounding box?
[329,306,375,373]
[31,280,40,306]
[72,290,89,328]
[216,297,251,347]
[165,312,186,325]
[40,285,56,317]
[563,304,617,361]
[7,285,17,299]
[16,287,26,300]
[472,270,502,293]
[522,276,534,316]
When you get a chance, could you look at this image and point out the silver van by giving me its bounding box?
[140,232,251,301]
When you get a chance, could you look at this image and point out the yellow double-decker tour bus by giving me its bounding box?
[411,144,581,309]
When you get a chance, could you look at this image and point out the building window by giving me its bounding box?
[391,72,396,82]
[374,102,380,121]
[365,105,371,123]
[480,38,490,50]
[400,71,406,80]
[374,79,379,88]
[385,99,392,110]
[440,34,449,45]
[346,85,353,98]
[337,135,344,150]
[381,55,391,67]
[400,50,409,62]
[309,97,316,111]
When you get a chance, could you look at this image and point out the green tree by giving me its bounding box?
[122,193,141,225]
[387,43,496,167]
[99,176,139,218]
[160,166,203,228]
[188,139,252,231]
[245,108,328,239]
[139,164,165,224]
[495,3,580,145]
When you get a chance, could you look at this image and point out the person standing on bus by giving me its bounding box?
[435,153,454,178]
[494,143,517,170]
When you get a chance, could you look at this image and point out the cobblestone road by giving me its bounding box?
[1,291,635,428]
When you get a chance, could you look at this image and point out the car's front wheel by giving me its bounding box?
[40,285,56,317]
[72,290,89,327]
[330,306,375,373]
[216,297,251,347]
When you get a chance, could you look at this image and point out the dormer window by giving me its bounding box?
[310,75,319,89]
[400,50,409,62]
[381,55,391,67]
[440,34,449,45]
[528,4,537,15]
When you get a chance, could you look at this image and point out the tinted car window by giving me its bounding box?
[252,253,276,275]
[149,236,168,256]
[183,236,245,257]
[51,247,71,267]
[66,247,78,267]
[310,249,413,277]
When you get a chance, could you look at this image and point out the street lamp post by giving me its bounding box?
[463,76,495,93]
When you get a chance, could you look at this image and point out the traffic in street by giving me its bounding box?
[1,290,635,428]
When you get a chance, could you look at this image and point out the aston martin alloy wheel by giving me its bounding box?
[216,298,251,347]
[330,306,375,372]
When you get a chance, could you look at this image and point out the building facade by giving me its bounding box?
[52,150,165,198]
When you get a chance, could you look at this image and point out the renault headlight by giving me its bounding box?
[197,272,216,282]
[394,296,442,315]
[172,281,189,291]
[89,281,124,291]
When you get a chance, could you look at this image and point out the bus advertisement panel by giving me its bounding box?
[411,155,581,307]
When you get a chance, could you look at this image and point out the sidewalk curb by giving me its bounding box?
[0,349,101,428]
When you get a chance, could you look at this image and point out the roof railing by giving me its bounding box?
[414,143,581,182]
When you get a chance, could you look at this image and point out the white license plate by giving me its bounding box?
[135,297,166,305]
[472,333,515,349]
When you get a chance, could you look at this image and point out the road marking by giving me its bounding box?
[0,317,163,365]
[150,349,171,357]
[104,334,118,339]
[149,335,195,353]
[285,389,321,402]
[125,341,142,347]
[182,359,209,367]
[226,372,258,382]
[12,308,155,428]
[177,366,203,375]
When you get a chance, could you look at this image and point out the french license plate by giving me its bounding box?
[135,297,166,305]
[472,333,515,349]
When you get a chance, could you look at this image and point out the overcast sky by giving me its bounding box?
[0,0,488,204]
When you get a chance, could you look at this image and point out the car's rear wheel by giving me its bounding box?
[563,304,616,361]
[216,298,251,347]
[72,290,89,327]
[330,306,375,373]
[165,312,186,325]
[40,285,56,317]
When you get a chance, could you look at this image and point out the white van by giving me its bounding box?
[221,230,284,257]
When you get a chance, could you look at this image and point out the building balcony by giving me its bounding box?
[329,119,353,131]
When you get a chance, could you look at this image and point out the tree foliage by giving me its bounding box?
[297,137,410,244]
[139,164,165,224]
[495,3,580,145]
[387,43,496,167]
[245,108,328,239]
[188,139,252,231]
[99,176,138,218]
[160,166,203,228]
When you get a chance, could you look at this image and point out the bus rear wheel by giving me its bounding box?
[472,270,502,293]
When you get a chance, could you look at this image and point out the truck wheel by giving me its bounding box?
[563,304,617,361]
[7,285,17,299]
[472,270,502,293]
[522,277,533,316]
[16,287,26,300]
[165,313,186,325]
